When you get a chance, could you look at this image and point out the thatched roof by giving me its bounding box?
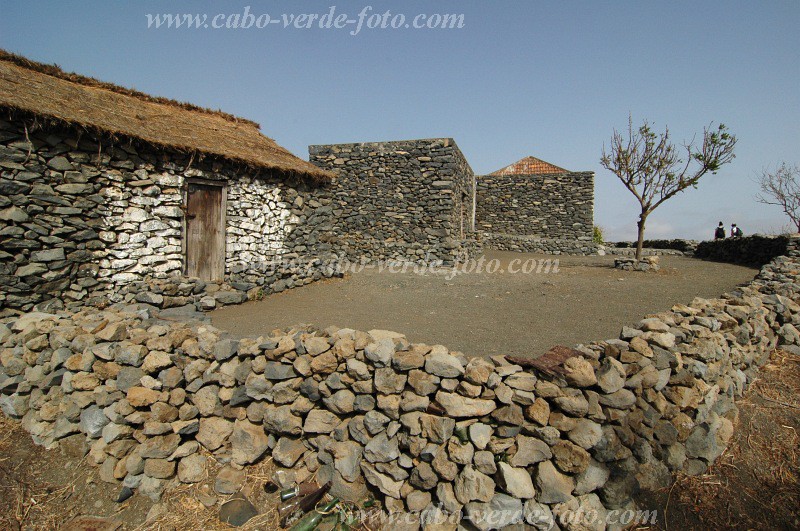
[489,156,568,176]
[0,50,331,182]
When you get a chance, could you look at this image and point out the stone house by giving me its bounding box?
[309,139,476,263]
[0,51,335,312]
[476,156,596,254]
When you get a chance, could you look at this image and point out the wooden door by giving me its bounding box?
[185,182,225,281]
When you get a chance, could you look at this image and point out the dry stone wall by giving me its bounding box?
[476,172,595,256]
[309,139,477,263]
[480,233,599,256]
[1,240,798,528]
[0,112,335,315]
[694,234,792,266]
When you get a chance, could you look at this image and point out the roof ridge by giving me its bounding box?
[490,155,568,176]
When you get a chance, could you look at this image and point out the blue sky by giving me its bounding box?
[2,1,798,240]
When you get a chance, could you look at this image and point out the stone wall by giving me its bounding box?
[608,240,698,253]
[0,112,334,314]
[309,139,476,263]
[694,234,792,266]
[476,172,594,254]
[2,240,798,528]
[480,233,599,256]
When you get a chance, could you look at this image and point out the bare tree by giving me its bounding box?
[756,163,800,233]
[601,117,737,261]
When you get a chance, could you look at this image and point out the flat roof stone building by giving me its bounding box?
[309,139,476,263]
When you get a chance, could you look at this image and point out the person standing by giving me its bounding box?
[715,222,726,240]
[731,223,743,238]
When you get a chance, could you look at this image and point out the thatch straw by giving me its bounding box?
[0,50,332,183]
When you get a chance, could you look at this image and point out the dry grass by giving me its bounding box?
[0,50,257,126]
[137,456,282,531]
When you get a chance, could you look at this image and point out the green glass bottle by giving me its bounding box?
[288,498,340,531]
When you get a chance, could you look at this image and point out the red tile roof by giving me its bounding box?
[489,156,568,176]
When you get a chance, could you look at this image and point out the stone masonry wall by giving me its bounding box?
[309,139,476,263]
[694,234,791,266]
[0,111,334,314]
[476,172,594,239]
[481,233,599,256]
[2,239,798,528]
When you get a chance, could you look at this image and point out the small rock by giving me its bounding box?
[178,454,207,483]
[215,466,246,495]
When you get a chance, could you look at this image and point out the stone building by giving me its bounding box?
[309,139,476,263]
[0,51,335,312]
[476,156,596,254]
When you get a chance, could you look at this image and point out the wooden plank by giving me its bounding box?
[185,183,225,281]
[505,345,582,377]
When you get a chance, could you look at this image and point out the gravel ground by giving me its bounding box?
[211,252,758,358]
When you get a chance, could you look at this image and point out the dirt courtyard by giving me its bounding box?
[212,252,758,358]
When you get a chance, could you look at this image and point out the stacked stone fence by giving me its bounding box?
[480,233,599,256]
[599,247,685,257]
[694,234,793,266]
[1,242,799,529]
[608,240,698,254]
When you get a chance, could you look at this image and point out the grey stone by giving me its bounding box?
[361,462,403,499]
[272,437,307,467]
[262,405,302,435]
[364,339,395,367]
[469,422,493,450]
[178,454,207,483]
[364,432,399,463]
[511,436,552,467]
[535,460,574,504]
[304,409,340,434]
[323,389,356,414]
[213,339,239,361]
[574,458,610,495]
[454,465,495,504]
[196,417,234,451]
[215,466,246,495]
[424,347,465,378]
[231,420,270,465]
[568,418,603,449]
[596,357,626,393]
[497,462,536,498]
[262,362,296,380]
[464,493,524,531]
[79,405,109,438]
[435,391,496,417]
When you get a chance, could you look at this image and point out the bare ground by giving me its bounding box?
[1,252,787,530]
[639,349,800,530]
[212,252,758,358]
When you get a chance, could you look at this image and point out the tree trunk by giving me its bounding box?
[635,214,647,262]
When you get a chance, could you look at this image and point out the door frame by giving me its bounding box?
[182,178,227,281]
